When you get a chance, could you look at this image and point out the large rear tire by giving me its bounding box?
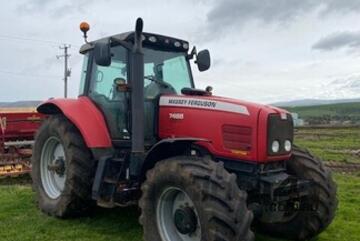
[257,146,338,240]
[139,156,254,241]
[32,115,95,217]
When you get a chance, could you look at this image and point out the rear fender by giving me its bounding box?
[37,97,112,148]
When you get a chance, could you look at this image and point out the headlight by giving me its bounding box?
[267,113,294,156]
[271,140,280,153]
[284,140,292,152]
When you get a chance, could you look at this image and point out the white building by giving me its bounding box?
[291,113,305,127]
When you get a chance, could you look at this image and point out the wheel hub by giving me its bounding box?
[174,207,198,235]
[157,187,201,241]
[48,157,65,176]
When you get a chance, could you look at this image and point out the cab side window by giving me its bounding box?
[79,53,89,96]
[89,46,128,99]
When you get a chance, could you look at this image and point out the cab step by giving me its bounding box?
[92,156,126,204]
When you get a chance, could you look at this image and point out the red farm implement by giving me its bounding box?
[0,108,44,177]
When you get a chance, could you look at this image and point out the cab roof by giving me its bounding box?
[79,31,190,54]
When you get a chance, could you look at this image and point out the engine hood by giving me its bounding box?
[158,94,292,163]
[159,94,289,117]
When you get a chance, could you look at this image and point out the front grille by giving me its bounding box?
[267,114,293,155]
[222,125,252,151]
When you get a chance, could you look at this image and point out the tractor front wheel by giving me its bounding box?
[256,146,338,240]
[32,115,95,217]
[139,156,254,241]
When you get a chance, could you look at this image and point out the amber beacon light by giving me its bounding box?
[80,21,90,43]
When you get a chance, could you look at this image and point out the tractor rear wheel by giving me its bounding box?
[256,146,337,240]
[139,156,254,241]
[32,115,95,217]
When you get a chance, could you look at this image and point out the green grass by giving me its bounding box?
[294,127,360,163]
[0,185,142,241]
[0,174,359,241]
[0,126,358,240]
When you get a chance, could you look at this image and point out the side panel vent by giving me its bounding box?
[222,125,252,151]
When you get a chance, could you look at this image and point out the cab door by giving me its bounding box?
[88,45,130,140]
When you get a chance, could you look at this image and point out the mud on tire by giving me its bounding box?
[139,156,254,241]
[32,115,95,218]
[256,146,338,240]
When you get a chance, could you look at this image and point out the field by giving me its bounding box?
[0,127,359,241]
[285,102,360,119]
[295,127,360,164]
[284,102,360,125]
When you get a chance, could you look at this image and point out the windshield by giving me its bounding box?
[143,48,193,93]
[86,45,193,98]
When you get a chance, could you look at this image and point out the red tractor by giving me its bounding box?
[32,19,337,241]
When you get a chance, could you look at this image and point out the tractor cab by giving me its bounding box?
[78,29,210,144]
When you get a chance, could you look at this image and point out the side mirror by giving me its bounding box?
[196,49,211,72]
[94,40,111,66]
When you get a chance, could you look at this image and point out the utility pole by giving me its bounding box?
[57,44,71,98]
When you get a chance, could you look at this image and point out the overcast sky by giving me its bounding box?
[1,0,360,103]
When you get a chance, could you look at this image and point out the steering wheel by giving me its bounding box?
[144,75,176,92]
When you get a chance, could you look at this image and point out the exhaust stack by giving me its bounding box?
[130,18,145,177]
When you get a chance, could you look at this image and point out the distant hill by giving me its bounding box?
[283,102,360,125]
[272,98,360,107]
[0,101,42,108]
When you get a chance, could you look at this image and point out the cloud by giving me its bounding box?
[322,0,360,14]
[206,0,360,33]
[17,0,96,17]
[312,31,360,51]
[318,75,360,99]
[1,0,360,103]
[17,0,55,12]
